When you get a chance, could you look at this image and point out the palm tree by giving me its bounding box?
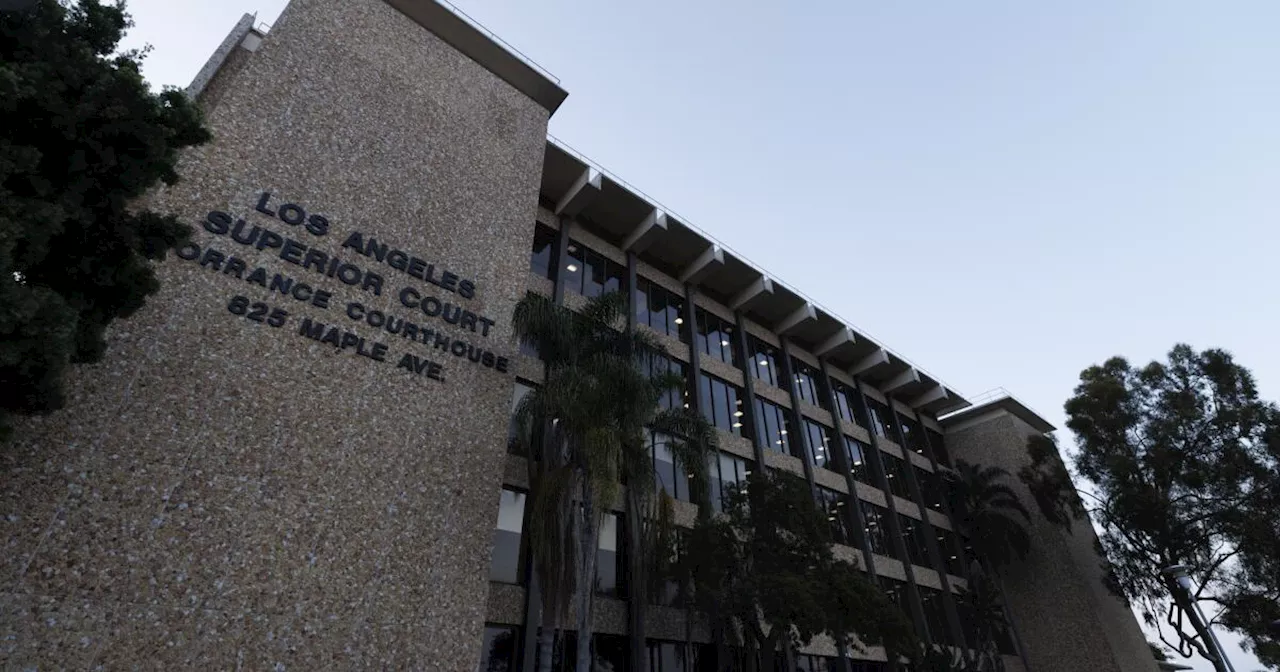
[512,290,714,672]
[944,461,1032,571]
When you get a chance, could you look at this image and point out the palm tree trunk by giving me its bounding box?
[574,483,599,672]
[625,496,647,672]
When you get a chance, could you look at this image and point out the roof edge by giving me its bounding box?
[939,394,1056,434]
[383,0,567,114]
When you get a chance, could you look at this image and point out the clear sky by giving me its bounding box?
[119,1,1277,669]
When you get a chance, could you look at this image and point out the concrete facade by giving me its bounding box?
[943,404,1159,672]
[0,0,1159,670]
[2,0,551,668]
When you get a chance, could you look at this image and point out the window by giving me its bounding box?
[898,513,931,568]
[477,625,518,672]
[708,452,750,513]
[636,277,687,341]
[564,239,625,298]
[925,428,951,467]
[844,437,873,485]
[507,381,536,455]
[881,452,913,500]
[698,373,746,436]
[796,655,837,672]
[489,488,526,583]
[818,487,852,546]
[919,587,952,646]
[880,577,913,619]
[916,466,945,512]
[753,397,794,456]
[864,395,896,440]
[792,359,827,409]
[694,307,739,368]
[596,513,623,596]
[518,333,540,359]
[833,381,870,430]
[936,529,964,576]
[747,336,780,388]
[529,223,557,279]
[649,430,691,502]
[897,412,931,459]
[861,502,894,558]
[801,418,837,471]
[644,354,688,411]
[646,640,704,672]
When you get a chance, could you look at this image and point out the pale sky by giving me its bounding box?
[119,1,1278,669]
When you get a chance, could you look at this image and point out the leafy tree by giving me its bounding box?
[683,470,912,671]
[0,0,210,437]
[1028,345,1280,670]
[953,571,1014,671]
[943,461,1031,571]
[511,291,714,672]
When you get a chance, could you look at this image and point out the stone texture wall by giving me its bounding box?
[0,0,550,668]
[945,412,1158,672]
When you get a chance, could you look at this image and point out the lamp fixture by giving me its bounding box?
[566,264,578,272]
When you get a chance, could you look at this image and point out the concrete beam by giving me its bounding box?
[555,167,602,217]
[883,368,920,394]
[679,244,724,285]
[622,209,668,254]
[730,276,774,312]
[814,327,855,357]
[775,302,817,335]
[911,385,948,409]
[848,348,890,377]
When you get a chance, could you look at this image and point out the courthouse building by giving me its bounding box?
[1,0,1158,670]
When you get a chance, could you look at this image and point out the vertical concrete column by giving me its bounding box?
[891,400,966,650]
[779,340,819,495]
[733,312,767,467]
[817,360,878,576]
[852,380,933,646]
[683,284,703,415]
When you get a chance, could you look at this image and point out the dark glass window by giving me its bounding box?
[596,513,623,596]
[694,307,739,368]
[818,486,852,545]
[644,354,688,411]
[507,381,536,455]
[833,380,870,430]
[864,396,896,440]
[916,466,945,512]
[699,373,746,437]
[646,639,702,672]
[477,625,519,672]
[792,359,827,409]
[925,428,951,467]
[801,418,837,471]
[529,223,557,279]
[649,430,691,502]
[861,502,894,558]
[936,528,964,576]
[708,452,750,513]
[919,587,952,646]
[636,277,687,341]
[897,412,932,459]
[564,239,626,298]
[747,336,780,388]
[881,452,913,500]
[898,513,930,568]
[879,576,913,619]
[518,333,540,359]
[796,655,837,672]
[844,437,873,485]
[753,397,794,456]
[489,488,526,583]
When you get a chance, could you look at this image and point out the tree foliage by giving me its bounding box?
[511,291,716,672]
[943,461,1031,571]
[1044,344,1280,669]
[0,0,210,436]
[682,470,915,670]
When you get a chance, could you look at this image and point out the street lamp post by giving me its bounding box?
[1160,565,1237,672]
